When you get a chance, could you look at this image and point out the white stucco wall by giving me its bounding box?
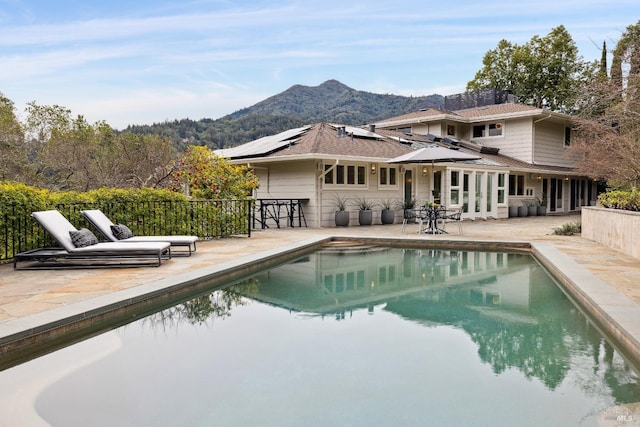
[582,207,640,260]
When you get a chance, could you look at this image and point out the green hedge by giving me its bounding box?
[0,181,252,262]
[598,189,640,211]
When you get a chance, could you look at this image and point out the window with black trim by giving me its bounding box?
[378,166,397,187]
[564,126,571,146]
[473,122,503,138]
[323,163,367,187]
[508,174,524,196]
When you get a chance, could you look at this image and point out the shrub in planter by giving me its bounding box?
[380,199,396,225]
[333,195,350,227]
[355,197,375,226]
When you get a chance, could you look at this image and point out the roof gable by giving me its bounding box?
[218,122,415,161]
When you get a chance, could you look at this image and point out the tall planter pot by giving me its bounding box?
[508,206,518,218]
[335,210,350,227]
[517,206,528,217]
[381,209,395,225]
[358,209,373,226]
[537,205,547,216]
[527,205,538,216]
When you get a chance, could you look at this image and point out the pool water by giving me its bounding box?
[2,246,640,426]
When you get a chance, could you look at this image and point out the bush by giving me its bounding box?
[0,181,251,262]
[552,221,582,236]
[598,188,640,211]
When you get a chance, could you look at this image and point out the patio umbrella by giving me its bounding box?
[386,145,481,203]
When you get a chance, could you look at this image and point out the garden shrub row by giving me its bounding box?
[598,189,640,211]
[0,181,252,262]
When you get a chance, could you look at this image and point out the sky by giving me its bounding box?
[1,0,639,130]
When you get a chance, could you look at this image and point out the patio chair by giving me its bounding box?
[443,207,463,235]
[401,208,423,233]
[81,209,198,256]
[13,210,171,270]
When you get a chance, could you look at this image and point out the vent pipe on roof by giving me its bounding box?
[369,124,376,133]
[337,126,346,138]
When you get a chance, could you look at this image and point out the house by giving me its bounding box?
[375,90,598,217]
[218,90,596,227]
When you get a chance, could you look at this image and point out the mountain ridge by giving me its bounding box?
[125,80,444,150]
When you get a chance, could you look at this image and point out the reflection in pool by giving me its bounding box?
[2,247,640,426]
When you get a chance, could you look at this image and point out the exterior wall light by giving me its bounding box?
[370,164,377,174]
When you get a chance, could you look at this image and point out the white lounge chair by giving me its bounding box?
[13,210,171,269]
[81,209,198,256]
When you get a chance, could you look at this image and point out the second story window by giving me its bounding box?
[564,126,571,146]
[473,122,503,138]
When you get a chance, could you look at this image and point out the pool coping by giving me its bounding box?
[2,235,640,371]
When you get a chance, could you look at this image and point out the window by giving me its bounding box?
[323,163,367,188]
[564,126,571,146]
[447,125,456,136]
[450,170,460,204]
[378,166,397,187]
[473,122,503,138]
[497,173,506,204]
[508,174,525,196]
[488,123,503,136]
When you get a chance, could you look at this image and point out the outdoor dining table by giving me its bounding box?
[404,206,448,234]
[255,198,308,229]
[421,206,448,234]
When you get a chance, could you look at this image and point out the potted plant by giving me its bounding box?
[537,195,547,216]
[380,199,396,225]
[517,203,528,217]
[508,205,519,218]
[355,196,375,225]
[333,195,350,227]
[526,199,538,216]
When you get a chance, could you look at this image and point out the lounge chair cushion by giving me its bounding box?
[69,228,99,247]
[111,224,134,240]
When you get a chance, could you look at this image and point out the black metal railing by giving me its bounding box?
[1,199,254,263]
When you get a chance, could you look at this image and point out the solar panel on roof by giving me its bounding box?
[328,124,386,140]
[215,125,312,159]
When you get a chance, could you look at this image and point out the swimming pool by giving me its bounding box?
[1,246,640,426]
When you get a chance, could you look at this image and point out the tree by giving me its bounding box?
[600,41,608,78]
[169,145,259,199]
[611,20,640,93]
[467,26,596,113]
[17,99,177,191]
[0,93,27,181]
[570,22,640,188]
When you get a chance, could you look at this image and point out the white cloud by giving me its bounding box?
[2,0,639,128]
[67,86,268,129]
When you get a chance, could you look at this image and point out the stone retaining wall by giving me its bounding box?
[582,206,640,260]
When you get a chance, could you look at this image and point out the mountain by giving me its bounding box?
[228,79,443,124]
[125,80,444,151]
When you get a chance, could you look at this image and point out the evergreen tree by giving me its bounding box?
[599,41,607,77]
